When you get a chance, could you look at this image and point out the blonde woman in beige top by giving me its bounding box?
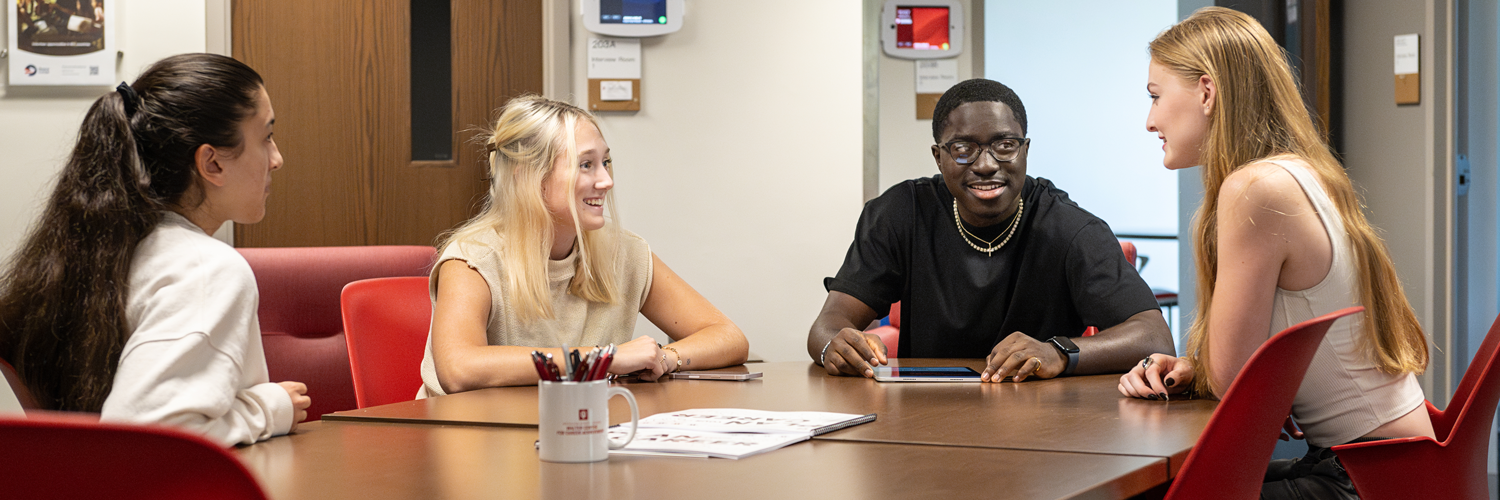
[419,96,749,396]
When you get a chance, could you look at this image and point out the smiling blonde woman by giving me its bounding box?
[1118,8,1431,499]
[419,95,749,396]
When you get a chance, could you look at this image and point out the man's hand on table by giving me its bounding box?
[982,332,1066,383]
[822,328,889,378]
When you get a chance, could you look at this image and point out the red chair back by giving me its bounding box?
[0,413,267,499]
[238,246,435,419]
[1165,306,1364,500]
[1435,313,1500,440]
[1119,240,1138,269]
[341,276,433,408]
[1332,313,1500,500]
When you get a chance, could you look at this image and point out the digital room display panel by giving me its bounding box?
[882,1,963,59]
[583,0,682,37]
[600,0,667,25]
[895,6,950,50]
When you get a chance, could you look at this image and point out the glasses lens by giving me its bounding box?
[995,139,1021,152]
[949,141,977,163]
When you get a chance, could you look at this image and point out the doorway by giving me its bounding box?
[231,0,544,247]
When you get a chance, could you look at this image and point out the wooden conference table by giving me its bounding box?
[237,359,1217,499]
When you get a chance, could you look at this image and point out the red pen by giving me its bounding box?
[530,351,556,381]
[588,345,615,381]
[543,353,564,381]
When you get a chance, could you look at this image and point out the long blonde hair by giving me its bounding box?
[1151,7,1427,397]
[440,95,621,323]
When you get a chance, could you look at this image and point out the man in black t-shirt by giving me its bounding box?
[807,79,1174,384]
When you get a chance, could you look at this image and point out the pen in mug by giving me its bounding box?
[544,353,564,381]
[590,344,615,381]
[540,349,564,381]
[577,348,599,382]
[560,341,574,380]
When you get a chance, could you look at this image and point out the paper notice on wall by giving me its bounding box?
[916,59,959,94]
[600,80,633,101]
[588,37,641,79]
[8,0,117,86]
[1393,34,1419,75]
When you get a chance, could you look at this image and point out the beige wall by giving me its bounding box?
[1341,0,1455,402]
[0,1,213,260]
[567,1,865,362]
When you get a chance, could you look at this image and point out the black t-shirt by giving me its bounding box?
[824,174,1159,358]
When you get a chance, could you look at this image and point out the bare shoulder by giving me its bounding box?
[436,258,488,294]
[1218,160,1311,217]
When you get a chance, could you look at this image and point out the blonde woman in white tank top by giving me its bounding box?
[1117,8,1433,499]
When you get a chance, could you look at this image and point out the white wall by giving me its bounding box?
[0,1,210,260]
[568,1,865,362]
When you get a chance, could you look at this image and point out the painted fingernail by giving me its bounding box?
[1165,377,1176,387]
[1147,394,1158,400]
[1159,392,1168,400]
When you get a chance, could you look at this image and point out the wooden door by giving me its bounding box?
[232,1,542,247]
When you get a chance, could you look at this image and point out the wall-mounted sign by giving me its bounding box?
[1393,33,1419,105]
[587,37,641,111]
[8,0,116,86]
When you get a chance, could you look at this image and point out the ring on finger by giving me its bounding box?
[1140,357,1153,369]
[1027,357,1041,375]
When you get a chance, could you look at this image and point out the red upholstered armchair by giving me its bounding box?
[1,413,267,499]
[238,246,436,420]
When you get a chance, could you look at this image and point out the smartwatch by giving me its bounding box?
[1047,336,1080,375]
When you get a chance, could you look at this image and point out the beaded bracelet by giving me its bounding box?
[662,346,687,372]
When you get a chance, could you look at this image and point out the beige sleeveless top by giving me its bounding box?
[1267,159,1425,447]
[418,228,654,397]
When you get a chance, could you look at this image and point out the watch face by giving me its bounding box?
[1050,336,1079,353]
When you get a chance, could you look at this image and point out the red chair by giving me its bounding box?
[239,246,436,420]
[1330,313,1500,500]
[865,302,901,358]
[1119,240,1138,268]
[341,276,434,408]
[1165,306,1364,500]
[0,413,267,499]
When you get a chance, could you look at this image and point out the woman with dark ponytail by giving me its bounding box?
[0,53,309,446]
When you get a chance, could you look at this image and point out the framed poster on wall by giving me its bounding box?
[8,0,115,86]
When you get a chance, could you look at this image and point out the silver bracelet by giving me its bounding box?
[819,338,835,366]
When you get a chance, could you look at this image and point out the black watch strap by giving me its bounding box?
[1047,336,1080,375]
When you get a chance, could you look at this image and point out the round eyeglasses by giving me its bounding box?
[940,138,1031,164]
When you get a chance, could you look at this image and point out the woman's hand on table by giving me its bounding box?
[279,381,311,431]
[1118,353,1194,400]
[609,335,670,381]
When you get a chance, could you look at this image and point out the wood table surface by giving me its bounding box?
[235,420,1169,500]
[323,360,1215,476]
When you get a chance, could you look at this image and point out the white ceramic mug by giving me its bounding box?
[538,380,638,462]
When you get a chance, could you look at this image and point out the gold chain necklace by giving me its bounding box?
[953,197,1024,257]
